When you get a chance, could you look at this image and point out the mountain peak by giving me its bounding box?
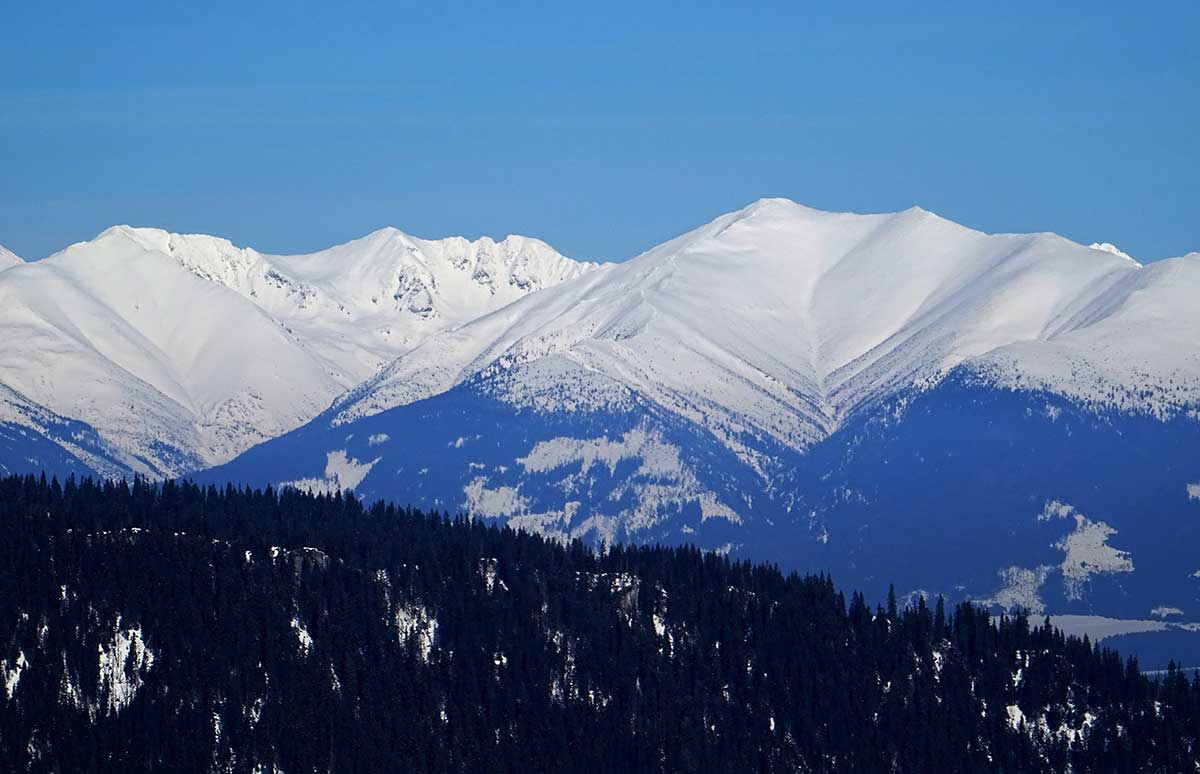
[731,197,827,222]
[737,198,937,220]
[98,223,149,238]
[1089,242,1140,266]
[84,225,246,264]
[743,196,805,211]
[353,226,409,245]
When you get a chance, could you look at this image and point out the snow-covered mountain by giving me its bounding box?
[5,200,1199,654]
[205,200,1200,653]
[0,226,595,477]
[331,199,1200,452]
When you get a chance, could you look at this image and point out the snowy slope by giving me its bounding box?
[0,245,21,271]
[332,199,1199,463]
[135,226,596,381]
[974,251,1200,413]
[0,383,128,479]
[0,226,594,476]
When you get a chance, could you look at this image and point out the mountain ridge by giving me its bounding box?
[0,223,597,477]
[5,200,1196,482]
[4,201,1197,484]
[327,199,1200,454]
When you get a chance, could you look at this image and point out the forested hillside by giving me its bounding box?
[1,474,1197,773]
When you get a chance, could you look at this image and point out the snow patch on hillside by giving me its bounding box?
[463,477,527,517]
[518,426,740,526]
[978,565,1054,615]
[97,619,155,715]
[394,604,438,663]
[989,501,1138,607]
[1187,482,1200,501]
[291,615,313,657]
[1006,703,1027,731]
[3,651,27,699]
[1151,606,1183,619]
[1042,502,1134,600]
[1050,615,1167,641]
[281,450,380,495]
[459,426,739,545]
[1038,500,1075,521]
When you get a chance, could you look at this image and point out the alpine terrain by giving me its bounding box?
[3,200,1198,659]
[0,227,595,478]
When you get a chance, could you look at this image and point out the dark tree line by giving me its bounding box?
[0,473,1197,772]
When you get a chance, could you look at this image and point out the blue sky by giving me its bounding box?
[2,1,1197,262]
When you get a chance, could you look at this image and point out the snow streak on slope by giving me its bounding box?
[0,227,594,476]
[332,200,1200,465]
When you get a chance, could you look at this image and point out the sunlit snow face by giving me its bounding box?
[0,225,595,478]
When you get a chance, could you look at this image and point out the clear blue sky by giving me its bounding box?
[2,1,1197,262]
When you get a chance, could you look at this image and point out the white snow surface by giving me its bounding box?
[0,245,21,271]
[394,603,438,663]
[1006,703,1027,731]
[978,565,1054,615]
[291,615,314,657]
[3,651,27,699]
[1050,614,1169,642]
[97,619,155,715]
[0,383,127,479]
[468,425,740,545]
[333,200,1200,459]
[1089,242,1139,264]
[1046,504,1134,601]
[0,226,593,476]
[281,449,380,495]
